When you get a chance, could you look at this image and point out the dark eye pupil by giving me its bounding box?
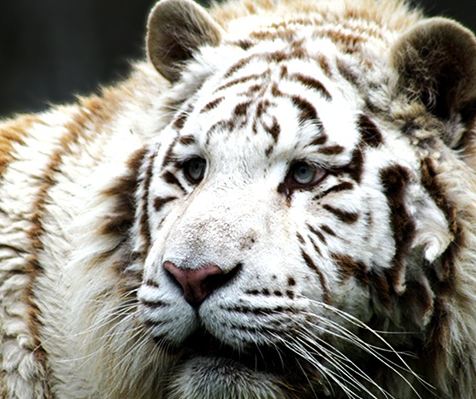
[184,157,206,183]
[297,165,309,176]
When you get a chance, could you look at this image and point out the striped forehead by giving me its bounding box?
[181,49,367,161]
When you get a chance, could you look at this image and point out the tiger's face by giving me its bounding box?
[125,0,476,397]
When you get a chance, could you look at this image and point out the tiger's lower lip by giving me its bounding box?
[178,329,309,376]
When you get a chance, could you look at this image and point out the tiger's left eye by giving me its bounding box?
[292,162,316,184]
[183,157,206,184]
[288,161,327,187]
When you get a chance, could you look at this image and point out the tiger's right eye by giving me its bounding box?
[279,161,328,197]
[291,162,317,185]
[183,157,206,184]
[288,161,327,188]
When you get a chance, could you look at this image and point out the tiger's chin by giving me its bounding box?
[166,356,287,399]
[161,330,310,399]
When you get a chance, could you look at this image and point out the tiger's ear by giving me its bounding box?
[147,0,223,82]
[391,18,476,123]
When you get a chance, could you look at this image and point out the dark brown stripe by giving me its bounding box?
[233,101,252,117]
[277,181,292,204]
[420,158,460,297]
[307,223,326,244]
[265,144,274,157]
[145,279,160,288]
[256,99,271,118]
[280,65,289,79]
[243,83,264,96]
[285,290,295,299]
[358,114,383,147]
[332,253,368,284]
[317,145,345,155]
[265,50,293,63]
[179,135,196,146]
[309,236,322,256]
[286,43,308,61]
[173,112,188,130]
[323,204,359,224]
[252,120,258,135]
[224,55,254,78]
[140,300,168,308]
[320,29,364,52]
[163,171,186,193]
[348,149,364,182]
[301,250,330,303]
[290,96,324,132]
[336,58,359,87]
[231,39,254,50]
[310,134,327,146]
[0,115,39,178]
[364,209,373,232]
[296,232,305,244]
[271,83,284,97]
[130,251,144,262]
[321,224,336,236]
[216,73,263,92]
[263,117,281,142]
[316,54,332,77]
[290,73,331,100]
[162,137,178,167]
[270,18,314,29]
[153,196,177,212]
[156,216,166,230]
[140,150,158,252]
[250,29,297,42]
[314,181,354,201]
[380,165,416,292]
[200,97,224,113]
[100,148,148,236]
[224,305,290,316]
[330,148,363,182]
[420,158,457,235]
[365,97,385,115]
[291,95,317,122]
[206,120,235,140]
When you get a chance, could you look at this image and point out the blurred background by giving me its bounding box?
[0,0,473,118]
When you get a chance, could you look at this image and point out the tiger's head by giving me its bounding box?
[71,0,476,398]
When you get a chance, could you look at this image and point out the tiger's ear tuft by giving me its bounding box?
[391,18,476,122]
[147,0,223,82]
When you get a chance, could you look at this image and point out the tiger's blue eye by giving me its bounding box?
[281,161,327,194]
[183,157,206,184]
[292,162,316,184]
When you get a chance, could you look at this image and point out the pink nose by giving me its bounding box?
[163,261,227,307]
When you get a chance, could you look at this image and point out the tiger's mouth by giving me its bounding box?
[180,329,293,375]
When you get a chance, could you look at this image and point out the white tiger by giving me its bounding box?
[1,0,476,398]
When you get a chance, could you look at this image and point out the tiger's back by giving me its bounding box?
[1,0,476,398]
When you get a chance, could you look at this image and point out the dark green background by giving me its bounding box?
[0,0,473,117]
